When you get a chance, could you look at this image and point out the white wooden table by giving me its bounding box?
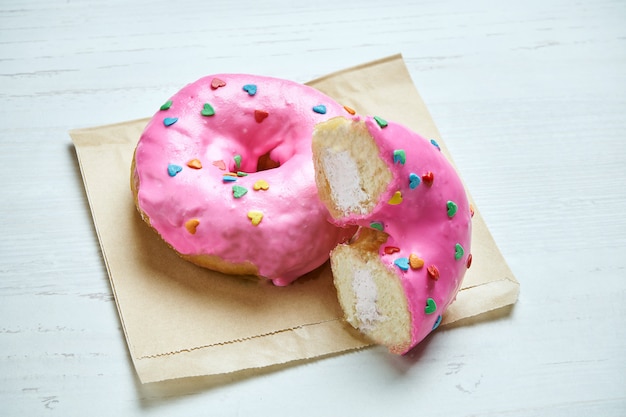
[1,0,625,415]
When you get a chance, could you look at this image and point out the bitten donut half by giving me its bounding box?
[312,116,473,354]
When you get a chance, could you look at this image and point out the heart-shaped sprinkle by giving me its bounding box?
[409,173,420,189]
[409,254,424,269]
[312,105,327,114]
[232,185,248,198]
[430,139,441,151]
[167,164,182,177]
[343,105,356,115]
[212,160,226,170]
[211,78,226,89]
[247,210,263,226]
[222,175,237,183]
[384,246,400,255]
[236,171,248,177]
[425,298,437,315]
[253,179,269,191]
[394,258,409,271]
[393,149,406,165]
[233,154,242,170]
[242,84,257,96]
[432,315,442,330]
[187,159,202,169]
[455,243,464,260]
[185,219,200,234]
[254,109,269,123]
[201,103,215,117]
[427,265,440,280]
[422,172,434,186]
[370,221,384,231]
[374,116,388,128]
[447,200,458,218]
[163,117,178,127]
[466,253,473,269]
[160,100,172,111]
[388,191,403,205]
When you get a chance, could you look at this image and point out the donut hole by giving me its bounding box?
[256,151,281,172]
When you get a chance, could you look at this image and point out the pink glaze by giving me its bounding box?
[133,74,356,285]
[336,116,472,351]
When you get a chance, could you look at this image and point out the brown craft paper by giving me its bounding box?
[71,54,519,384]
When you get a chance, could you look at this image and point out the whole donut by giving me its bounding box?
[312,115,473,353]
[131,74,356,286]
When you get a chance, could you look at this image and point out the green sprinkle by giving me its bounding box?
[160,100,172,111]
[373,116,388,128]
[201,103,215,117]
[236,171,248,177]
[232,185,248,198]
[234,154,242,170]
[455,243,464,260]
[370,221,384,231]
[393,149,406,164]
[425,298,437,315]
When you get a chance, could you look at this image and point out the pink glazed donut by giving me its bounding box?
[131,74,356,286]
[312,115,473,353]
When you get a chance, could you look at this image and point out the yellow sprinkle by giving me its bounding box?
[247,210,263,226]
[253,179,270,191]
[388,191,403,205]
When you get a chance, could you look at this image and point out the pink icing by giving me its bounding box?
[133,74,356,286]
[333,116,472,350]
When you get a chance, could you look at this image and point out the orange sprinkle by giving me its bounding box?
[185,219,200,234]
[343,105,356,115]
[409,254,424,269]
[212,160,226,170]
[187,159,202,169]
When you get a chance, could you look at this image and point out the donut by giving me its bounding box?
[311,115,473,353]
[131,74,357,286]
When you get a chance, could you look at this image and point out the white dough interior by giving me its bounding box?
[352,268,385,331]
[321,149,368,214]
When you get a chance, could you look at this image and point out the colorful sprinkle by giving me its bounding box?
[254,109,269,123]
[466,253,473,269]
[455,243,464,260]
[312,105,327,114]
[185,219,200,234]
[373,116,388,128]
[409,173,420,189]
[211,78,226,89]
[430,139,441,151]
[370,221,384,231]
[447,201,458,218]
[233,154,242,170]
[160,100,172,111]
[253,179,269,191]
[187,159,202,169]
[388,191,403,205]
[432,315,442,330]
[167,164,182,177]
[422,172,434,186]
[247,210,263,226]
[243,84,257,96]
[427,265,440,280]
[343,105,356,115]
[409,254,424,269]
[212,160,226,170]
[222,175,237,183]
[232,185,248,198]
[163,117,178,127]
[237,171,248,177]
[384,246,400,255]
[394,258,409,271]
[201,103,215,117]
[425,298,437,315]
[393,149,406,165]
[469,204,475,217]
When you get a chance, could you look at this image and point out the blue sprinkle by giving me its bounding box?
[393,149,406,165]
[167,164,182,177]
[312,105,327,114]
[243,84,257,96]
[432,315,442,330]
[394,257,409,271]
[409,173,420,189]
[222,176,237,183]
[163,117,178,127]
[430,139,441,151]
